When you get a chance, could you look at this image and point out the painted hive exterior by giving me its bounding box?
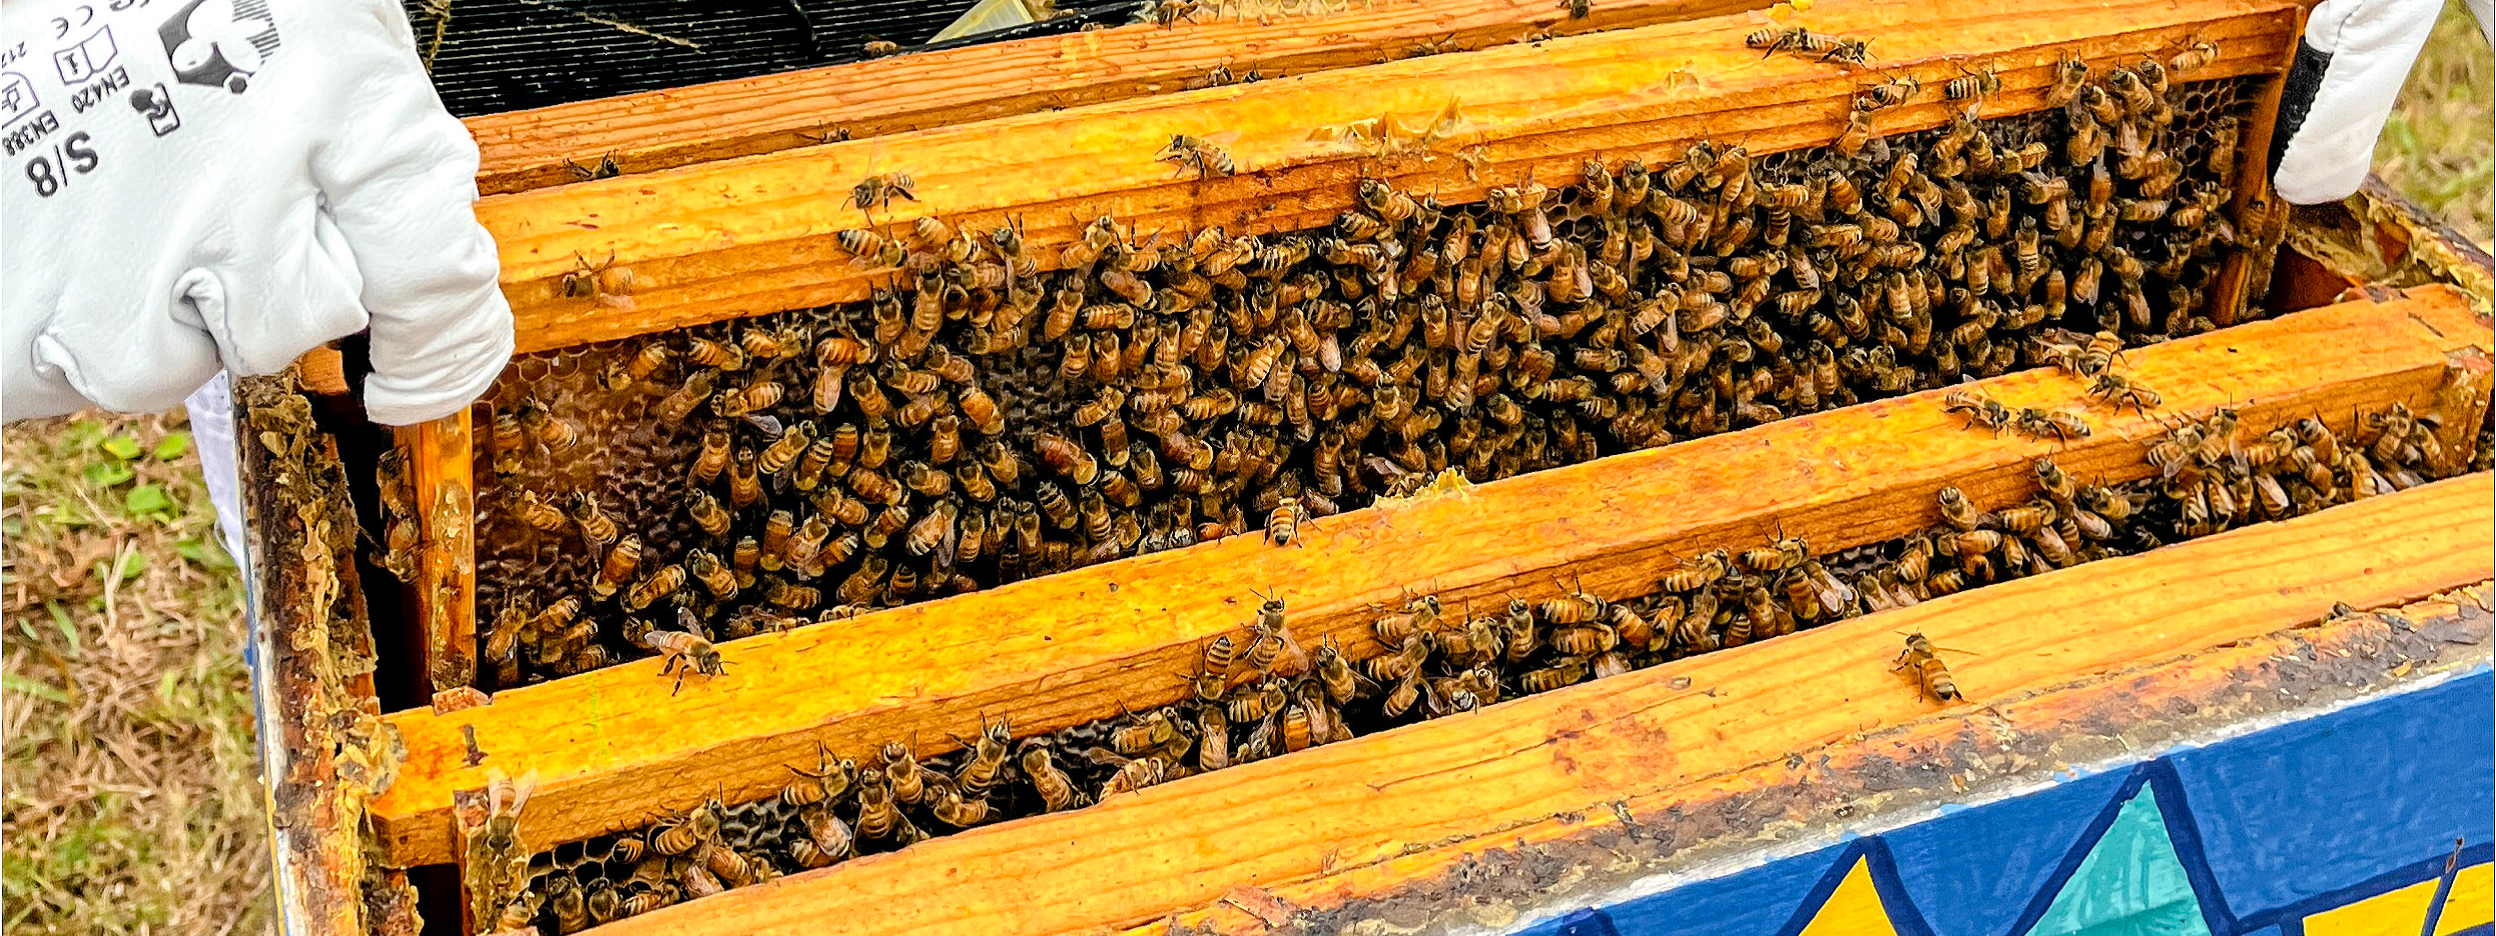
[1521,670,2496,936]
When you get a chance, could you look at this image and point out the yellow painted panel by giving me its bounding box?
[1796,857,1902,936]
[2433,862,2493,936]
[2305,878,2442,936]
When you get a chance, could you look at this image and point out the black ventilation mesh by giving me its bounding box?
[406,0,1135,117]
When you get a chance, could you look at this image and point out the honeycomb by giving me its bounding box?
[440,70,2270,691]
[486,398,2473,933]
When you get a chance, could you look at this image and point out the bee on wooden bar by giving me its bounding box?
[1265,496,1310,546]
[1854,74,1920,112]
[2016,408,2091,442]
[851,172,918,213]
[2167,37,2221,74]
[1156,134,1238,179]
[1944,64,2001,102]
[1660,548,1730,592]
[2088,373,2161,414]
[1893,632,1962,702]
[2045,52,2089,106]
[1943,388,2012,433]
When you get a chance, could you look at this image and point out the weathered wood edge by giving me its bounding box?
[238,377,394,936]
[366,288,2486,866]
[465,0,1769,196]
[584,473,2496,936]
[480,0,2295,355]
[1151,580,2496,936]
[399,412,477,698]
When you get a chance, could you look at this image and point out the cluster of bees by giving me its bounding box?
[493,397,2472,932]
[449,55,2263,694]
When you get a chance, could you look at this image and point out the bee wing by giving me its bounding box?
[1194,129,1244,145]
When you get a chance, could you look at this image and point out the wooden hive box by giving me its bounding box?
[237,2,2496,935]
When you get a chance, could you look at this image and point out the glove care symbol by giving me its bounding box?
[0,73,38,129]
[155,0,282,95]
[130,84,182,137]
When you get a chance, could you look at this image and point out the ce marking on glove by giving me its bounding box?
[23,131,99,198]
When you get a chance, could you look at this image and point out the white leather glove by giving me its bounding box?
[1,0,512,426]
[2273,0,2496,204]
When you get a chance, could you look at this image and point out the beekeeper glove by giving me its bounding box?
[2273,0,2494,204]
[1,0,512,426]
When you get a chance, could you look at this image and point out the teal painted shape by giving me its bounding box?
[2028,786,2213,936]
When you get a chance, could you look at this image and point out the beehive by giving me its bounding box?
[239,1,2496,934]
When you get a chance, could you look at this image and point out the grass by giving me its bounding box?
[2375,0,2495,246]
[2,412,271,936]
[0,18,2484,936]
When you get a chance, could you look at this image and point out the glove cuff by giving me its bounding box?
[361,327,514,426]
[2268,39,2334,187]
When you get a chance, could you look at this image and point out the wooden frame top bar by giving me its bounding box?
[588,472,2495,936]
[476,0,2296,354]
[1145,580,2495,936]
[365,288,2487,866]
[464,0,1769,196]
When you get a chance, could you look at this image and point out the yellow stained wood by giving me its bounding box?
[478,0,2295,355]
[366,289,2486,867]
[401,413,477,695]
[590,473,2495,936]
[1152,583,2496,936]
[465,0,1769,196]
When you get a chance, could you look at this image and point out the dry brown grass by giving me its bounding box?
[2,412,271,936]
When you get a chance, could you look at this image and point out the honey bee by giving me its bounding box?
[1156,134,1238,179]
[509,489,564,533]
[1659,548,1730,592]
[567,492,618,552]
[795,801,856,868]
[1024,745,1084,812]
[2045,52,2089,106]
[641,620,725,695]
[517,403,581,452]
[593,534,644,599]
[862,38,901,57]
[1854,74,1920,112]
[2016,408,2091,442]
[1934,485,1982,532]
[1090,750,1170,799]
[1151,0,1201,27]
[1835,109,1879,158]
[1518,658,1590,694]
[1943,388,2012,433]
[851,172,919,213]
[1265,496,1310,546]
[624,564,687,613]
[1944,64,2001,102]
[853,767,921,844]
[2088,374,2161,414]
[1893,632,1961,702]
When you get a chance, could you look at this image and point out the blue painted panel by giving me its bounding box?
[2169,672,2496,918]
[1511,839,1859,936]
[1884,769,2134,936]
